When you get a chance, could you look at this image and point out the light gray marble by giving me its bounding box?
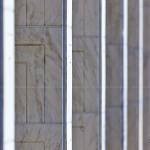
[45,0,62,25]
[16,124,62,150]
[16,143,44,150]
[27,0,44,25]
[16,63,27,123]
[15,0,26,25]
[16,45,45,123]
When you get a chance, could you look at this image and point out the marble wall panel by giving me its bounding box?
[15,0,26,25]
[73,51,84,112]
[44,28,62,123]
[106,0,121,44]
[128,103,139,150]
[106,44,123,107]
[144,6,150,148]
[106,108,122,150]
[16,143,44,150]
[27,0,44,25]
[128,0,139,48]
[16,124,61,150]
[72,113,98,150]
[16,27,63,123]
[73,0,99,36]
[45,0,62,25]
[16,45,45,123]
[72,0,84,36]
[16,63,27,123]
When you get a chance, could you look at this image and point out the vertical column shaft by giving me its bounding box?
[66,0,72,149]
[139,0,143,149]
[101,0,106,149]
[123,0,128,149]
[3,0,15,150]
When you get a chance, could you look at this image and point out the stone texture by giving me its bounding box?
[16,45,45,123]
[72,0,99,36]
[16,63,27,123]
[16,124,61,150]
[106,0,121,44]
[44,28,62,123]
[15,0,26,25]
[27,0,44,25]
[128,0,139,48]
[16,143,44,150]
[16,27,62,123]
[73,51,84,112]
[106,44,123,107]
[128,103,139,150]
[73,113,98,150]
[72,0,84,36]
[45,0,62,25]
[106,108,122,150]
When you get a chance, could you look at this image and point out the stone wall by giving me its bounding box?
[15,0,150,149]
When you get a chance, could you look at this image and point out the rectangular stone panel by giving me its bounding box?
[106,44,123,107]
[16,45,45,123]
[84,0,99,36]
[128,0,139,48]
[128,47,139,105]
[16,142,44,150]
[106,0,121,44]
[73,113,98,150]
[16,63,27,123]
[128,103,139,150]
[27,0,44,25]
[45,28,62,123]
[144,7,150,50]
[84,38,99,112]
[72,0,84,36]
[106,108,122,150]
[16,124,61,150]
[45,0,62,25]
[144,7,150,148]
[73,51,84,112]
[15,0,26,25]
[73,0,99,36]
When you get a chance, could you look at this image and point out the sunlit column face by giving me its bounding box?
[0,0,3,149]
[3,0,15,150]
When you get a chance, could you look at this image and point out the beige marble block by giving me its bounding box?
[27,0,44,25]
[16,27,62,123]
[45,0,62,25]
[144,0,150,7]
[128,47,139,105]
[73,37,99,112]
[106,0,121,44]
[72,0,84,36]
[128,0,139,48]
[144,7,150,50]
[143,43,150,148]
[44,28,62,123]
[73,113,98,150]
[16,63,27,123]
[15,0,26,25]
[16,143,44,150]
[84,0,99,36]
[73,51,84,112]
[16,124,61,150]
[128,103,139,150]
[106,108,122,150]
[106,44,122,107]
[73,0,99,36]
[16,45,45,123]
[84,38,99,112]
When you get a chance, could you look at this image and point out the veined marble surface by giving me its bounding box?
[15,0,150,149]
